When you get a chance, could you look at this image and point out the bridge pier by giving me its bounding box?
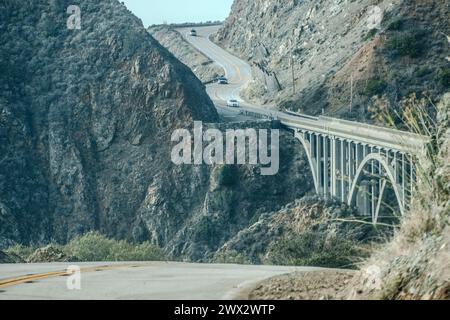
[293,128,418,223]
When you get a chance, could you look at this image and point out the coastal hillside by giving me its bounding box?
[215,0,450,123]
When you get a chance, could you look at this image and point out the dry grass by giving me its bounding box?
[351,93,450,300]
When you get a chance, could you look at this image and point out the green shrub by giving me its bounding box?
[219,165,238,187]
[266,232,366,269]
[191,216,219,246]
[65,232,114,261]
[213,250,253,265]
[415,66,431,78]
[438,68,450,88]
[364,79,387,97]
[386,19,403,31]
[364,28,379,41]
[386,32,425,58]
[64,232,165,262]
[5,244,35,261]
[106,241,165,262]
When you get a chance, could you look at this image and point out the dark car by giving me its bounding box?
[217,77,228,84]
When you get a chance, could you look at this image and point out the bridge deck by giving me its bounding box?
[277,112,428,153]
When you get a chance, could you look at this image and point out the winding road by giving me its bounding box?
[178,25,255,108]
[0,262,319,300]
[179,26,426,152]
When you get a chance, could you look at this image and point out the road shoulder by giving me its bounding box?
[245,270,356,300]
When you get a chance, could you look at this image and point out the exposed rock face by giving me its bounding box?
[0,0,217,247]
[0,0,315,262]
[149,26,223,84]
[140,121,313,261]
[215,0,450,122]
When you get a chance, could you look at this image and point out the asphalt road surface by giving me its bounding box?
[0,262,323,300]
[178,26,279,123]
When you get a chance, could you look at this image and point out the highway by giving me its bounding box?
[0,262,317,300]
[178,26,428,153]
[178,26,255,108]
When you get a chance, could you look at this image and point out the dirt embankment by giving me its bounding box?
[248,270,355,300]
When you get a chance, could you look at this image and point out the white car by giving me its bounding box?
[227,99,240,108]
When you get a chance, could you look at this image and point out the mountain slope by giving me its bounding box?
[215,0,450,123]
[0,0,218,246]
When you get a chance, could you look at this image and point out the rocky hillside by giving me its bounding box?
[214,196,379,267]
[215,0,450,123]
[149,25,223,84]
[351,94,450,300]
[0,0,219,247]
[0,0,319,262]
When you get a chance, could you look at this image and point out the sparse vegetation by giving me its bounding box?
[438,68,450,88]
[354,93,449,300]
[213,250,253,265]
[266,232,367,269]
[219,165,239,187]
[5,244,35,261]
[5,232,166,263]
[364,28,379,41]
[65,232,166,262]
[415,66,431,78]
[364,79,387,97]
[386,31,425,58]
[386,19,403,31]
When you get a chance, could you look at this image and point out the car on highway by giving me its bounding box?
[227,99,240,108]
[190,29,197,36]
[217,76,228,84]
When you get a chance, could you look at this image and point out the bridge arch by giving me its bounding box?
[294,131,319,194]
[295,130,320,194]
[347,153,405,223]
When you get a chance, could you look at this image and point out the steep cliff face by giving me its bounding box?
[215,0,450,123]
[0,0,218,246]
[141,122,314,261]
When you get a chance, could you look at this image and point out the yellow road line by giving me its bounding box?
[0,264,140,289]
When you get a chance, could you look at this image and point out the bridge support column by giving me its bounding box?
[331,138,337,198]
[323,136,329,198]
[340,139,346,203]
[316,134,322,194]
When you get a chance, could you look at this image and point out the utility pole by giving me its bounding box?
[350,73,354,113]
[291,53,296,95]
[290,32,297,96]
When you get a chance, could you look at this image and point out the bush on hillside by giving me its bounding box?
[213,250,253,265]
[64,232,165,262]
[438,68,450,88]
[386,31,425,58]
[5,244,35,261]
[219,165,239,187]
[266,232,367,269]
[364,79,388,97]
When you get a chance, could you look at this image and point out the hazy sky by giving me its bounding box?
[121,0,234,26]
